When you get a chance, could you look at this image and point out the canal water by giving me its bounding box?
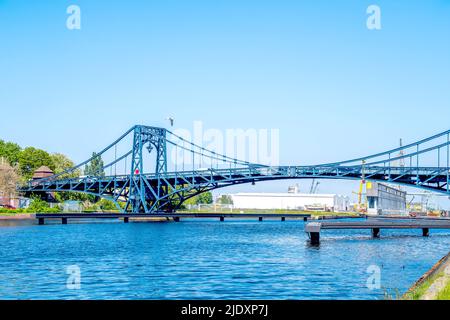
[0,219,449,300]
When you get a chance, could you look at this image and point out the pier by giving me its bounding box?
[305,218,450,245]
[35,212,311,225]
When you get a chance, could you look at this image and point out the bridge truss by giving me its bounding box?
[19,125,450,213]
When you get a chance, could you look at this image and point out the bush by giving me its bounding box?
[28,197,60,213]
[98,199,118,211]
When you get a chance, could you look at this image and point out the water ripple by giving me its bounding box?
[0,220,448,299]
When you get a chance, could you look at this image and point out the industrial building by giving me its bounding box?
[230,187,350,212]
[366,182,407,216]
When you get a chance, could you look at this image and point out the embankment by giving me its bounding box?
[403,251,450,300]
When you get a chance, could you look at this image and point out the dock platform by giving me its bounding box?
[305,218,450,245]
[35,212,312,225]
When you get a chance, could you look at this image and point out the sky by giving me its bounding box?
[1,0,450,206]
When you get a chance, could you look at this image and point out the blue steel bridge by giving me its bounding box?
[18,125,450,214]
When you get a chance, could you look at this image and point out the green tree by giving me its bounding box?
[184,191,213,206]
[54,191,96,203]
[50,153,81,178]
[196,192,213,204]
[50,153,94,203]
[98,198,118,211]
[18,147,54,180]
[217,195,233,205]
[28,196,59,213]
[84,152,105,177]
[0,140,22,166]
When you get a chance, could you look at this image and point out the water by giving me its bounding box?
[0,218,449,300]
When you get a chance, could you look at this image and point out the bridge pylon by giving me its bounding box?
[127,126,168,213]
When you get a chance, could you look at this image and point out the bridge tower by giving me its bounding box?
[126,126,168,213]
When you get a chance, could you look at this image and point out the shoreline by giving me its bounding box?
[0,214,35,220]
[403,251,450,300]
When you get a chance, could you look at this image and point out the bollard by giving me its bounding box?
[305,222,321,245]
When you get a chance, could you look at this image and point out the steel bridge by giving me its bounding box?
[18,125,450,213]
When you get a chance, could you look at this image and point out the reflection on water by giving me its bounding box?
[0,219,448,300]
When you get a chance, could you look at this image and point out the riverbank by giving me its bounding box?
[0,213,35,220]
[403,251,450,300]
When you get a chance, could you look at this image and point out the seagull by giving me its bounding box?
[166,117,174,127]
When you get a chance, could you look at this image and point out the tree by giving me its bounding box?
[98,198,118,211]
[196,192,213,204]
[54,191,96,203]
[184,191,213,206]
[0,140,22,166]
[84,152,105,177]
[18,147,54,180]
[50,153,81,178]
[28,196,59,213]
[217,195,233,205]
[0,161,19,206]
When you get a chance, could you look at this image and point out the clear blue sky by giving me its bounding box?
[1,0,450,205]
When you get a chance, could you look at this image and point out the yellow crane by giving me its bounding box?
[356,160,367,212]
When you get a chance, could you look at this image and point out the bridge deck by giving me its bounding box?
[305,218,450,245]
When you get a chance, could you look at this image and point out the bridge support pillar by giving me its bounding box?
[62,218,68,225]
[281,217,286,222]
[259,217,263,222]
[220,217,225,222]
[372,228,380,238]
[422,228,429,237]
[310,232,320,245]
[124,217,129,223]
[38,218,44,225]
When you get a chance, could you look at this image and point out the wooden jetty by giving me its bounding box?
[35,212,312,225]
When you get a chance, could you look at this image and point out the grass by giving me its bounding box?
[381,287,401,300]
[403,274,438,300]
[435,281,450,300]
[403,268,450,300]
[0,212,31,216]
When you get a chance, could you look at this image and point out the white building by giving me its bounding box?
[230,192,350,212]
